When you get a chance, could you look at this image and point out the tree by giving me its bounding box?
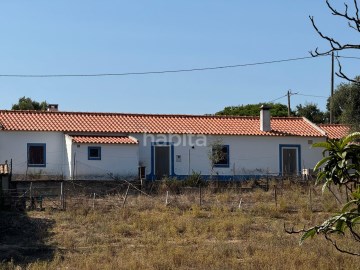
[286,132,360,256]
[284,1,360,255]
[295,102,326,124]
[327,77,360,130]
[208,138,227,179]
[12,97,48,111]
[310,0,360,83]
[216,103,289,117]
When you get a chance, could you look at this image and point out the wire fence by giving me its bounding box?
[0,176,318,212]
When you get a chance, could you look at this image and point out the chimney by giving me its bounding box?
[260,105,271,132]
[47,104,59,112]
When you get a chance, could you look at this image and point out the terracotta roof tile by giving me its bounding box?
[319,124,351,139]
[71,135,138,144]
[0,110,325,137]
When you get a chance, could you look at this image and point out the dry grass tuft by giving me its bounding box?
[1,181,359,269]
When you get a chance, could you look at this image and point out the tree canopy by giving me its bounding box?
[295,102,326,124]
[327,77,360,130]
[12,97,48,111]
[215,103,289,117]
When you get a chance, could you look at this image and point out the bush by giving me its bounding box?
[183,171,207,187]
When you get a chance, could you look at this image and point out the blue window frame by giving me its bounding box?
[27,143,46,167]
[213,145,230,168]
[88,146,101,160]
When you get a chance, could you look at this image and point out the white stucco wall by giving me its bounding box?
[0,131,66,180]
[132,133,325,178]
[0,130,326,180]
[71,143,139,180]
[0,131,139,180]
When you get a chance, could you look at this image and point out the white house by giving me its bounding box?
[0,107,350,181]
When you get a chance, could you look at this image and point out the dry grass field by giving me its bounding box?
[1,180,359,269]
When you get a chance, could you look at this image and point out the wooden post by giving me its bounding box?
[92,192,96,210]
[39,196,43,210]
[274,185,277,208]
[238,198,242,209]
[29,182,34,210]
[199,185,202,206]
[29,182,33,200]
[29,182,35,210]
[60,182,62,209]
[60,182,65,210]
[165,190,169,206]
[123,184,130,208]
[309,185,312,212]
[287,90,291,117]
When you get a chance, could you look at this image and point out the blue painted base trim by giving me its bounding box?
[146,174,278,181]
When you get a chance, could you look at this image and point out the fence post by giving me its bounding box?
[29,181,33,199]
[39,195,43,210]
[238,198,242,209]
[60,181,65,210]
[29,182,34,210]
[309,185,312,212]
[92,192,96,210]
[123,184,130,208]
[165,190,169,206]
[199,185,202,206]
[274,185,277,209]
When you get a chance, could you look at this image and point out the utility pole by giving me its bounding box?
[287,90,291,117]
[330,52,335,124]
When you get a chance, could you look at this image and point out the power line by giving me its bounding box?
[0,55,325,78]
[266,91,327,106]
[295,93,328,98]
[337,55,360,60]
[268,94,287,103]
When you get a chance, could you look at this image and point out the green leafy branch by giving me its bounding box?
[286,132,360,256]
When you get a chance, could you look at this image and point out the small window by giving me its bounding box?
[212,145,229,167]
[88,146,101,160]
[27,143,46,167]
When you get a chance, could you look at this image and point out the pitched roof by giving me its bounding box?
[71,135,138,144]
[319,124,351,139]
[0,110,326,137]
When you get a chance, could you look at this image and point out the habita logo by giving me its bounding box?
[142,131,207,147]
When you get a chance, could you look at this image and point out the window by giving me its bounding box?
[88,146,101,160]
[212,145,229,167]
[27,143,46,167]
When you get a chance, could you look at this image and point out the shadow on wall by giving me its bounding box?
[0,211,55,265]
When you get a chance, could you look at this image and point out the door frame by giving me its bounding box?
[279,144,301,176]
[150,142,175,180]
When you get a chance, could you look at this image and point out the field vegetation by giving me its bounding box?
[1,180,359,269]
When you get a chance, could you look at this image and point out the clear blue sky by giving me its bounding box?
[0,1,359,114]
